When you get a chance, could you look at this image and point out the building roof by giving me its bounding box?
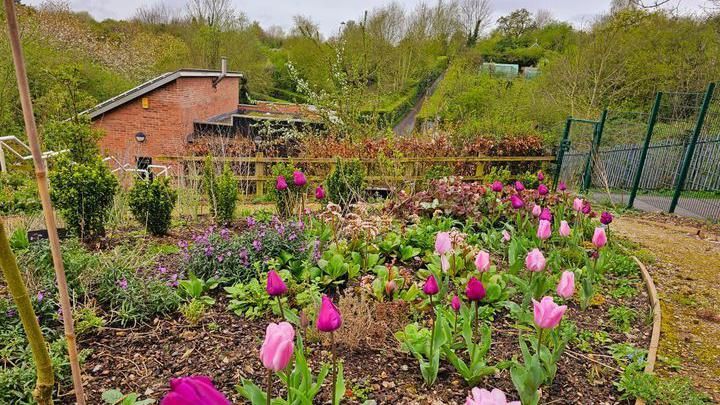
[83,69,244,120]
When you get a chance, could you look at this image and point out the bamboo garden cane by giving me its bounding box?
[2,0,87,403]
[0,222,54,404]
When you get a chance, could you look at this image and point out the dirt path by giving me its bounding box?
[613,215,720,401]
[393,71,446,136]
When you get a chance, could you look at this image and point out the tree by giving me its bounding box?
[459,0,491,46]
[134,1,180,25]
[186,0,241,29]
[496,8,536,39]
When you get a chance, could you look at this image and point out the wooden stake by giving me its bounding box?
[2,1,86,403]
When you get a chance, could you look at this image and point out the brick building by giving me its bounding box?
[86,65,243,167]
[85,63,323,169]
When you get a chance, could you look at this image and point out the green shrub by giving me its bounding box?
[128,176,177,235]
[326,158,365,208]
[42,116,102,165]
[203,157,238,224]
[49,156,118,241]
[0,172,40,215]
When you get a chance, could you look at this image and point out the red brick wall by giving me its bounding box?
[92,75,239,165]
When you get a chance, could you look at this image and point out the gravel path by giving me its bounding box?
[613,215,720,401]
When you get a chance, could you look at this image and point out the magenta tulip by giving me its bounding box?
[423,275,439,295]
[510,194,524,210]
[451,295,461,312]
[600,211,613,225]
[538,184,549,196]
[276,176,288,191]
[292,171,307,187]
[531,204,542,217]
[435,231,452,255]
[266,270,287,297]
[592,227,607,248]
[556,271,575,299]
[474,250,490,272]
[160,376,231,405]
[533,296,567,329]
[315,185,326,200]
[559,220,571,237]
[537,219,552,240]
[260,322,295,371]
[465,387,520,405]
[465,277,486,301]
[514,181,525,192]
[502,230,511,242]
[539,207,552,221]
[573,197,583,212]
[537,170,545,181]
[582,201,592,215]
[525,248,546,272]
[491,181,503,192]
[558,181,567,192]
[316,295,342,332]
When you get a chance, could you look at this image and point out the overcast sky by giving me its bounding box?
[23,0,710,36]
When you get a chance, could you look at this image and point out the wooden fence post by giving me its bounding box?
[256,151,264,198]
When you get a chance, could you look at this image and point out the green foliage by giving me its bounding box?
[0,172,41,215]
[42,116,102,164]
[326,159,365,208]
[128,177,177,235]
[608,305,637,332]
[395,310,451,386]
[309,248,361,291]
[225,278,276,319]
[49,156,118,241]
[73,305,106,336]
[102,389,155,405]
[203,158,238,224]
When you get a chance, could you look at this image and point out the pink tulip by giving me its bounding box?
[423,274,439,295]
[435,232,452,255]
[525,248,546,272]
[559,220,571,237]
[160,376,231,405]
[292,171,306,187]
[316,295,342,332]
[537,219,552,240]
[538,184,549,196]
[266,270,287,297]
[451,295,461,312]
[260,322,295,371]
[510,195,524,210]
[533,296,567,329]
[465,387,520,405]
[491,181,503,192]
[537,171,545,181]
[531,204,542,217]
[385,280,397,296]
[315,185,326,200]
[276,176,288,191]
[502,230,511,242]
[474,250,490,272]
[592,227,607,248]
[573,197,583,212]
[465,277,486,301]
[514,181,525,191]
[556,271,575,299]
[582,201,592,215]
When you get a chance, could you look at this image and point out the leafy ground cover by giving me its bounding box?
[3,175,697,404]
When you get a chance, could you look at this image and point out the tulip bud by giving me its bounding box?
[474,250,490,272]
[582,202,592,215]
[573,197,584,212]
[266,270,288,297]
[533,296,567,329]
[465,277,486,302]
[539,207,552,221]
[315,185,326,200]
[556,271,575,299]
[385,280,397,296]
[514,181,525,191]
[451,295,461,312]
[491,180,503,192]
[423,275,439,295]
[161,376,231,405]
[293,171,307,187]
[435,232,452,255]
[276,176,288,191]
[510,195,524,210]
[592,227,607,248]
[316,295,342,332]
[532,204,542,217]
[537,219,552,240]
[538,184,549,196]
[502,230,511,242]
[537,171,545,181]
[260,322,295,371]
[559,220,571,237]
[600,211,613,225]
[558,181,567,192]
[525,248,546,272]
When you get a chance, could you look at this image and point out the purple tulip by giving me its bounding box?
[276,176,288,191]
[292,171,306,187]
[316,295,342,332]
[465,277,486,302]
[510,195,524,210]
[600,211,613,225]
[537,171,545,181]
[423,275,439,295]
[538,184,549,196]
[451,295,461,312]
[315,185,326,200]
[160,376,231,405]
[558,181,567,192]
[266,270,287,297]
[491,181,503,193]
[582,202,592,215]
[514,181,525,192]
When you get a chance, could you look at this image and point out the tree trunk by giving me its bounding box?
[0,223,54,404]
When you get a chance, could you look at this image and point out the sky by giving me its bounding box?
[23,0,711,36]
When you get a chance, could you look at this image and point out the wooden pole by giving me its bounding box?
[2,1,86,403]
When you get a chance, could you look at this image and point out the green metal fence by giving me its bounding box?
[555,82,720,221]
